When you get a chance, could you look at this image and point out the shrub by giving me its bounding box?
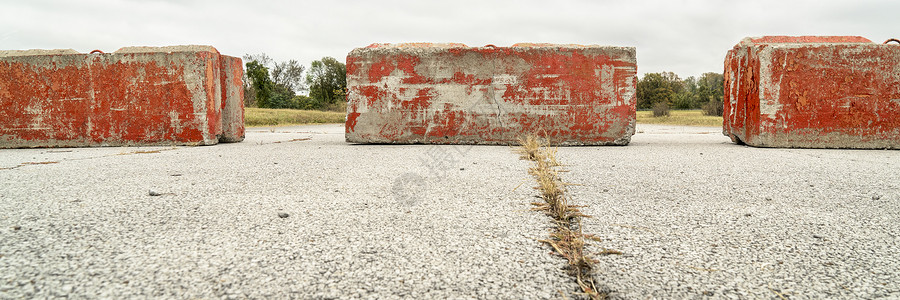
[702,100,724,116]
[322,101,347,112]
[652,102,670,117]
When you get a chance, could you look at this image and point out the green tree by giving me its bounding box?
[636,72,683,109]
[270,59,307,94]
[672,76,699,109]
[697,72,725,116]
[307,57,347,105]
[245,60,274,108]
[696,72,724,104]
[243,53,307,109]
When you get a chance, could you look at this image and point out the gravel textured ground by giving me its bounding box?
[1,125,572,299]
[2,123,898,299]
[565,125,900,299]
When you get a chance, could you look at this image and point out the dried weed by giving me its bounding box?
[517,135,609,300]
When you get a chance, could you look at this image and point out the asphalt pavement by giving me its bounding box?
[1,123,898,299]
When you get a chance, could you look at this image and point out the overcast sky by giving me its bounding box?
[2,0,897,78]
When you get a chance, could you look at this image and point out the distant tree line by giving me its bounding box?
[636,72,724,116]
[242,53,347,111]
[241,56,724,116]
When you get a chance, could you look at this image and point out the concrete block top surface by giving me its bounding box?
[362,42,630,49]
[739,36,873,45]
[114,45,221,54]
[354,43,636,54]
[346,43,637,145]
[364,43,470,49]
[0,49,80,57]
[0,45,222,57]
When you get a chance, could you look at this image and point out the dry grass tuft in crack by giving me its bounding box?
[516,135,616,300]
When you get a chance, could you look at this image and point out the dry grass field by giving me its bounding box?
[244,108,345,127]
[635,110,723,127]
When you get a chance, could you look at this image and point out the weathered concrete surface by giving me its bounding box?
[2,124,898,298]
[723,36,900,149]
[220,56,245,143]
[346,43,637,145]
[0,46,244,148]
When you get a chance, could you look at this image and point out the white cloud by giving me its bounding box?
[2,0,898,78]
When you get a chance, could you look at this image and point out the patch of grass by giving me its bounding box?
[515,135,542,161]
[636,109,723,127]
[245,107,345,127]
[517,136,607,300]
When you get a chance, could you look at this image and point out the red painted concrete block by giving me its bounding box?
[345,43,636,145]
[724,36,900,149]
[0,45,244,148]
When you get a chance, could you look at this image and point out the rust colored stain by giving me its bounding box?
[723,36,900,149]
[0,47,245,148]
[345,44,637,145]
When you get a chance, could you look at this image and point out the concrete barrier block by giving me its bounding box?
[724,36,900,149]
[220,55,245,143]
[346,43,637,145]
[0,46,244,148]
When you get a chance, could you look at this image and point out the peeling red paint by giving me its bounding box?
[345,44,636,145]
[345,112,361,134]
[407,89,433,110]
[367,57,395,83]
[724,36,900,149]
[0,46,244,148]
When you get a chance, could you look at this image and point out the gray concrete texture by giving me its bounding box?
[1,124,898,298]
